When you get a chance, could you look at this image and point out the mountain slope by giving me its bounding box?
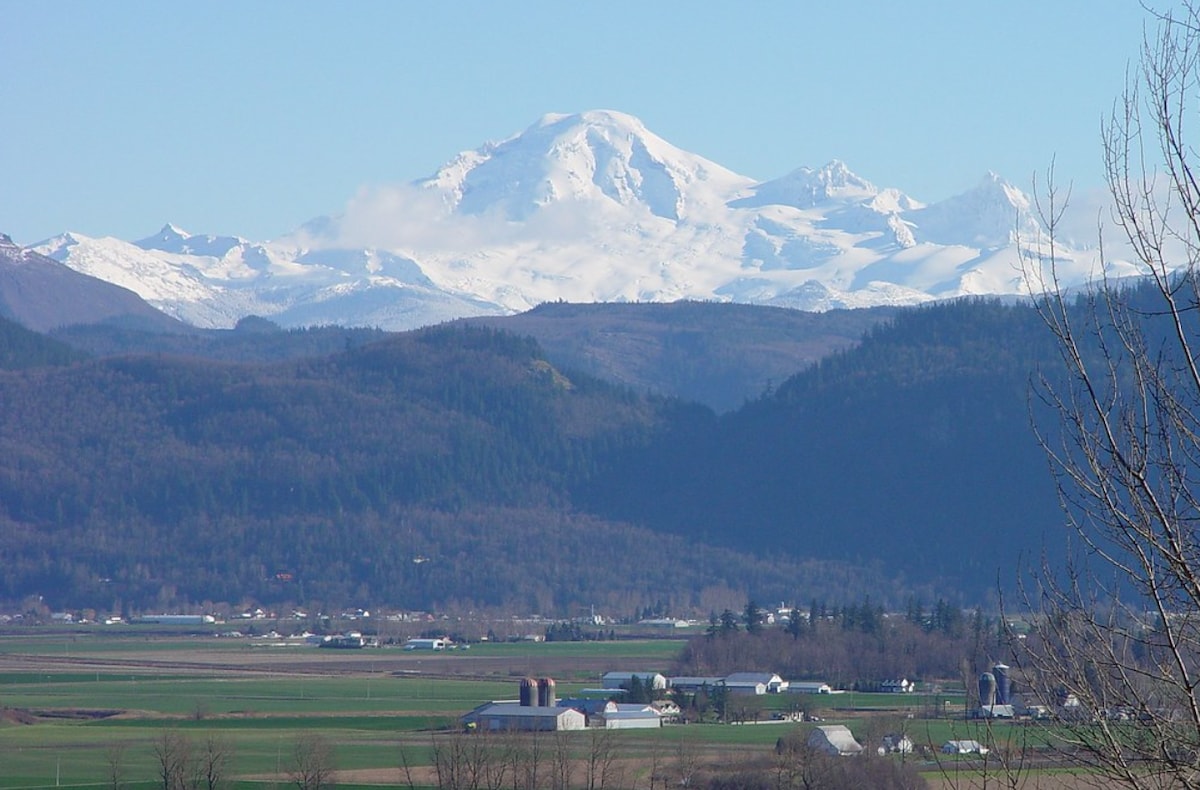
[0,234,181,332]
[29,111,1141,332]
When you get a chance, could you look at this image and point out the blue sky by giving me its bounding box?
[2,1,1152,245]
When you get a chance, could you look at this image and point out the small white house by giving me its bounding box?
[808,725,863,756]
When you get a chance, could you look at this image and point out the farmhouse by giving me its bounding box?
[808,725,863,756]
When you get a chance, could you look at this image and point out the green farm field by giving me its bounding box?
[0,631,1101,789]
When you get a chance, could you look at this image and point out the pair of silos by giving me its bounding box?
[519,676,557,708]
[978,663,1011,706]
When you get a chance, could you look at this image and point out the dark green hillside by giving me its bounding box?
[580,298,1069,601]
[462,300,894,411]
[0,314,88,369]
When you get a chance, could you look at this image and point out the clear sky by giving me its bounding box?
[1,1,1154,245]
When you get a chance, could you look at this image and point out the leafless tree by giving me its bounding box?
[1018,1,1200,787]
[105,741,128,790]
[153,730,194,790]
[196,734,233,790]
[290,733,336,790]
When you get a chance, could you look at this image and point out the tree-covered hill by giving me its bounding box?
[462,300,894,411]
[0,314,89,369]
[3,323,893,613]
[1,294,1145,613]
[579,298,1072,602]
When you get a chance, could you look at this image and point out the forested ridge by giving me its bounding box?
[0,293,1141,613]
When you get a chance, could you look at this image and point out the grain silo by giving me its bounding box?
[978,672,997,707]
[537,677,557,708]
[993,663,1010,705]
[519,677,538,707]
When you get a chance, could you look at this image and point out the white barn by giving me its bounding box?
[808,725,863,756]
[464,703,586,732]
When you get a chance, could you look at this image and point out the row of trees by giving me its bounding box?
[105,730,334,790]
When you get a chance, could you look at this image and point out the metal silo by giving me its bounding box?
[519,677,538,707]
[978,672,997,707]
[993,663,1011,705]
[537,677,556,708]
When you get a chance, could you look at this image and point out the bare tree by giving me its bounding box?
[1018,2,1200,787]
[105,741,128,790]
[196,734,233,790]
[290,733,336,790]
[153,730,194,790]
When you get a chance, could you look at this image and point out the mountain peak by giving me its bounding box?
[135,224,244,258]
[907,173,1038,248]
[419,109,752,223]
[732,160,879,210]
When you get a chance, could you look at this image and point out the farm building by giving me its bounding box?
[942,740,989,755]
[724,672,788,694]
[591,702,662,730]
[130,614,216,625]
[808,725,863,756]
[880,678,916,693]
[404,638,448,651]
[601,671,667,691]
[789,681,833,694]
[667,676,725,692]
[879,734,915,754]
[464,703,586,732]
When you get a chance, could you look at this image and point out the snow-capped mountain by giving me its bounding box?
[0,233,180,331]
[28,110,1129,331]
